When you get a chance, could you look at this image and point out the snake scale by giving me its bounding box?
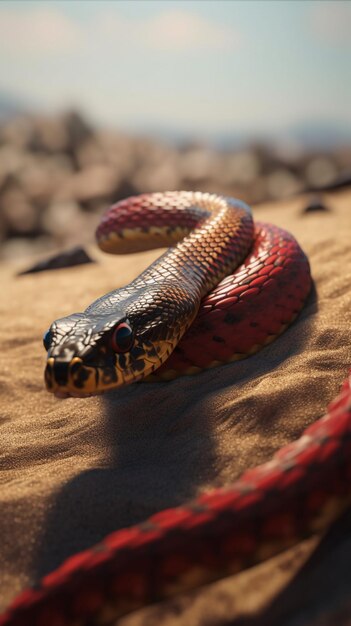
[1,191,351,626]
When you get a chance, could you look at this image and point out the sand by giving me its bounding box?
[0,190,351,625]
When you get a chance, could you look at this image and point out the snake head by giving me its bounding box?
[43,283,197,398]
[43,312,161,398]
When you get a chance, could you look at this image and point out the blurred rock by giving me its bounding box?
[179,148,220,183]
[0,116,35,149]
[321,172,351,191]
[28,116,70,154]
[64,111,93,151]
[0,111,350,260]
[266,169,303,199]
[220,150,261,186]
[58,165,120,205]
[334,146,351,170]
[15,155,73,205]
[133,160,180,192]
[41,200,84,237]
[0,145,28,183]
[1,186,40,236]
[305,156,338,189]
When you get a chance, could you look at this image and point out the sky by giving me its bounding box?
[0,0,350,140]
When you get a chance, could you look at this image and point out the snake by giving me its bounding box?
[1,191,351,626]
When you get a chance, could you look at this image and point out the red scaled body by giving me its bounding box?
[3,191,348,626]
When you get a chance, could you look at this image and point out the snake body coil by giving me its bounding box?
[2,192,350,626]
[43,192,309,396]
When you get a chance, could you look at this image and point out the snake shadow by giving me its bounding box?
[32,285,317,587]
[33,375,223,580]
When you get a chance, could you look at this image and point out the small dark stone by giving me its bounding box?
[17,246,95,275]
[301,196,330,215]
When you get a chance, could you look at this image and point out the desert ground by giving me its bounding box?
[0,187,350,625]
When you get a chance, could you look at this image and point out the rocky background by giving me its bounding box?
[0,111,350,261]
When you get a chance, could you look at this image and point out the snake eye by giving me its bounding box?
[111,322,134,353]
[43,329,52,351]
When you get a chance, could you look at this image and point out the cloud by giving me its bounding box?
[309,1,351,46]
[144,9,239,51]
[0,6,82,55]
[97,9,240,52]
[0,5,241,57]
